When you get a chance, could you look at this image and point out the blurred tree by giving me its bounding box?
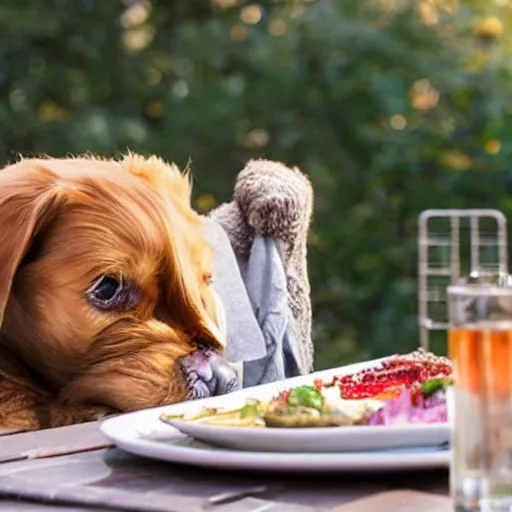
[1,0,512,368]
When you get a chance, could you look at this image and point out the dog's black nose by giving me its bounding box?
[179,348,241,399]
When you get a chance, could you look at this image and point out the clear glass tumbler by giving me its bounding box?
[448,274,512,512]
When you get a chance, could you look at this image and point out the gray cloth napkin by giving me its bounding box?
[204,219,302,387]
[203,218,266,364]
[238,236,301,387]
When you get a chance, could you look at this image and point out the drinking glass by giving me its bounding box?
[448,274,512,511]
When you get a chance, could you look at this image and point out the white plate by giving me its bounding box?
[100,357,451,472]
[163,418,448,453]
[158,356,449,453]
[101,408,450,473]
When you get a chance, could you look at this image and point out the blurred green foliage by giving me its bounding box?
[1,0,512,369]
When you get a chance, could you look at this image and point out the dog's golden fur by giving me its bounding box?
[0,153,223,433]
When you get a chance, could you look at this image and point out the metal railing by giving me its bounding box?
[417,209,508,350]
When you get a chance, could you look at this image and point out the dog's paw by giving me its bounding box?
[233,159,312,242]
[82,405,114,421]
[56,404,114,425]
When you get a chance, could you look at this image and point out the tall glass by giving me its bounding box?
[448,275,512,512]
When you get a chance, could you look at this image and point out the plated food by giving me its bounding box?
[160,349,453,430]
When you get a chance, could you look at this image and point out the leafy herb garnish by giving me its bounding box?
[422,378,453,398]
[287,385,325,411]
[240,399,262,418]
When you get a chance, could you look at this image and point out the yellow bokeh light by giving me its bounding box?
[440,150,472,170]
[439,0,459,14]
[474,16,504,39]
[484,139,501,154]
[268,18,287,36]
[244,128,270,148]
[410,79,440,111]
[378,0,398,12]
[230,24,248,42]
[145,101,163,119]
[37,100,69,123]
[418,0,439,25]
[211,0,239,7]
[196,193,217,213]
[121,2,150,29]
[122,26,155,53]
[390,114,407,130]
[240,4,262,25]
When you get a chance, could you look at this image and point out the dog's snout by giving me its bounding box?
[179,348,240,399]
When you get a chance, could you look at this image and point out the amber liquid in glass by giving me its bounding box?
[449,326,512,511]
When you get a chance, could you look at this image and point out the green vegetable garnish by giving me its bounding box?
[287,385,324,411]
[160,407,219,422]
[240,399,262,418]
[422,377,454,398]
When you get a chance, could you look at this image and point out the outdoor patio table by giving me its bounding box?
[0,422,451,512]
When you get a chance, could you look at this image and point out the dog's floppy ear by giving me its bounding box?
[0,161,63,327]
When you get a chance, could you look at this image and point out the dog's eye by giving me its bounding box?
[91,276,120,302]
[85,274,139,312]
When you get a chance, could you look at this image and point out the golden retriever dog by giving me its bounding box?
[0,154,239,433]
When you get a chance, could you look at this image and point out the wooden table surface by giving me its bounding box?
[0,421,453,512]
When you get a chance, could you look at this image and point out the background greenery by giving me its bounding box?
[2,0,512,369]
